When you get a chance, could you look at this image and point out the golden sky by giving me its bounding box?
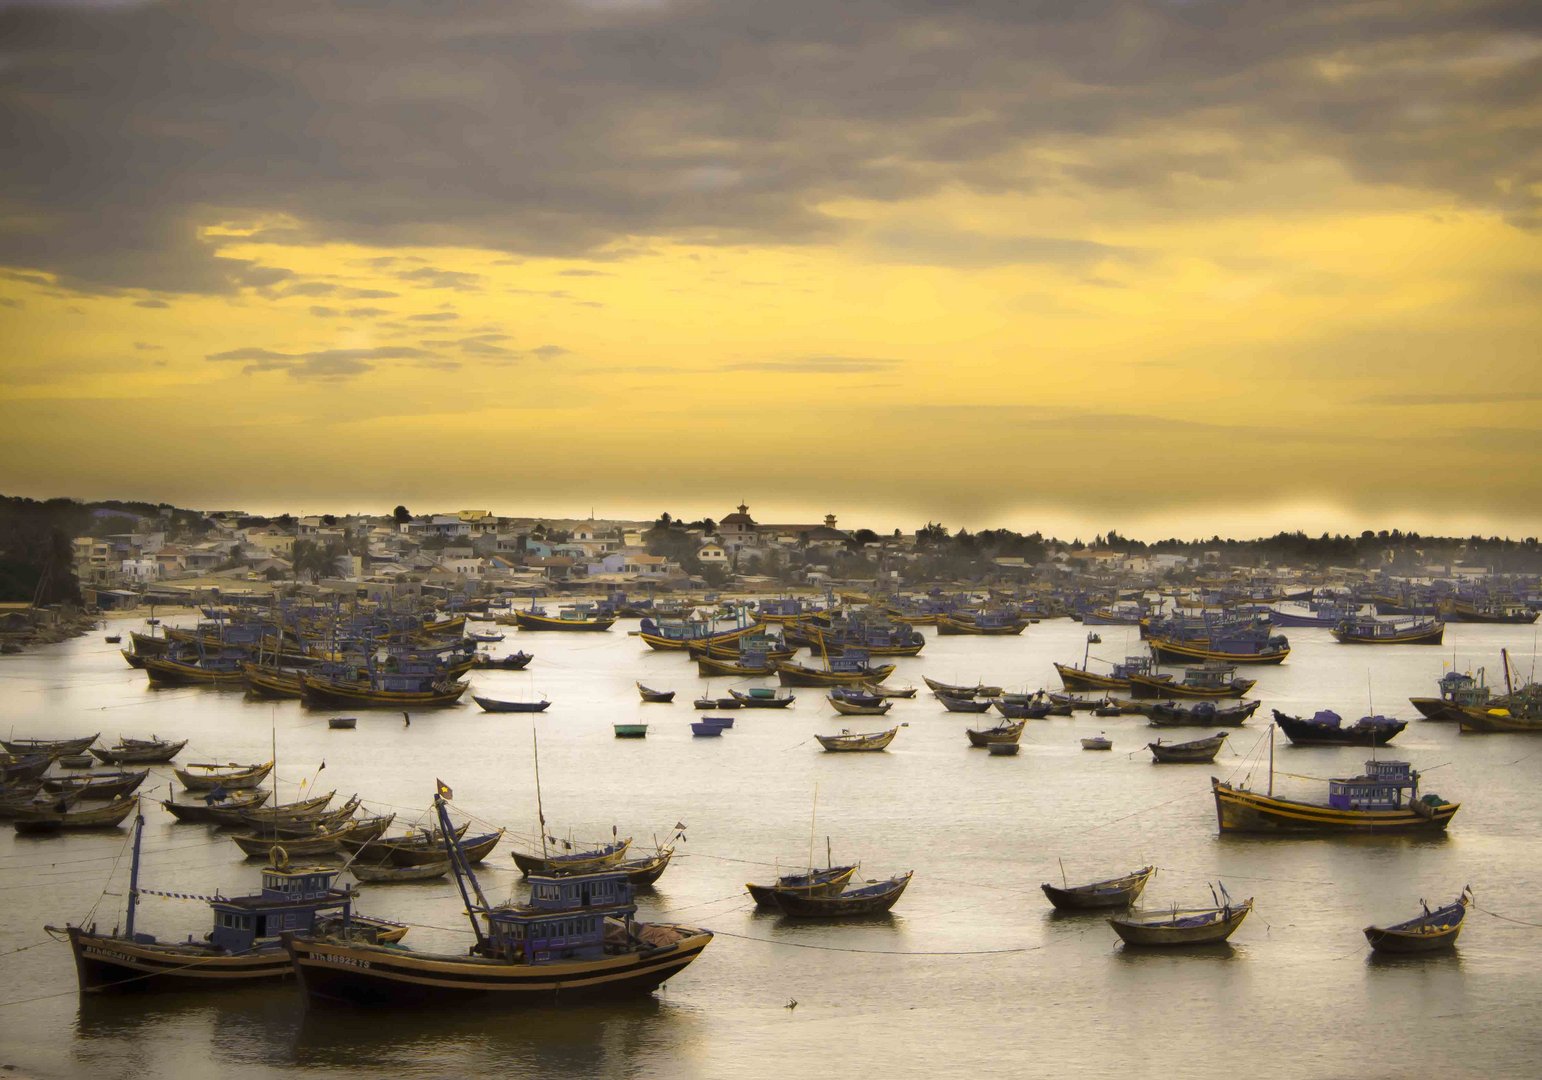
[2,1,1539,540]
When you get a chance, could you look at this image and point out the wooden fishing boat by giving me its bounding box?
[832,686,885,707]
[728,688,796,709]
[815,727,898,752]
[777,654,896,687]
[1109,896,1252,946]
[211,791,335,829]
[923,677,1003,697]
[142,654,249,688]
[104,633,122,644]
[1148,732,1228,763]
[1364,889,1471,954]
[328,716,357,730]
[1,733,99,757]
[301,673,468,709]
[693,695,742,710]
[690,721,725,736]
[129,630,170,656]
[175,760,274,792]
[471,651,534,671]
[695,653,779,678]
[1332,617,1445,646]
[1048,692,1103,712]
[936,613,1027,636]
[511,838,632,878]
[231,822,355,858]
[51,823,401,991]
[1409,670,1490,722]
[1147,635,1290,666]
[258,799,370,838]
[988,742,1020,756]
[829,696,892,716]
[773,871,913,917]
[1,753,57,784]
[1129,664,1256,699]
[1272,709,1406,746]
[286,857,712,1006]
[343,824,499,866]
[1147,700,1260,727]
[966,720,1025,747]
[90,738,188,765]
[746,864,859,908]
[636,619,762,653]
[349,859,451,883]
[614,724,648,738]
[161,788,272,823]
[0,784,77,818]
[58,754,94,769]
[120,648,147,669]
[512,609,616,632]
[467,629,505,643]
[995,699,1052,720]
[1041,866,1154,911]
[1212,758,1459,833]
[1081,735,1114,750]
[241,663,307,699]
[861,682,917,699]
[41,770,149,801]
[12,794,139,833]
[473,695,551,713]
[1055,656,1166,693]
[937,693,993,714]
[636,683,675,704]
[1456,705,1542,734]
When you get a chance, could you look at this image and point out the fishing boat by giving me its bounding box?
[511,838,632,878]
[174,761,274,792]
[142,654,249,688]
[1041,866,1154,911]
[212,791,337,829]
[241,664,307,700]
[1048,692,1103,712]
[90,738,188,765]
[636,684,675,704]
[160,788,272,824]
[815,727,898,752]
[1055,653,1166,693]
[1409,670,1490,722]
[1147,633,1290,666]
[1,733,99,758]
[1147,700,1260,727]
[772,871,913,917]
[473,695,551,714]
[1364,889,1472,954]
[936,612,1028,636]
[52,825,405,991]
[636,617,762,653]
[286,797,713,1007]
[861,682,917,699]
[547,827,686,889]
[1148,732,1228,763]
[746,864,859,908]
[41,770,149,801]
[328,717,357,730]
[995,698,1052,720]
[690,721,725,736]
[923,677,1003,697]
[828,695,891,716]
[349,860,451,884]
[695,652,780,678]
[1272,709,1406,747]
[938,693,994,714]
[693,695,742,710]
[512,608,616,632]
[728,688,796,709]
[58,754,94,769]
[1456,706,1542,734]
[1081,734,1114,751]
[230,820,364,859]
[11,794,139,833]
[614,724,648,739]
[988,742,1019,756]
[777,653,896,687]
[301,672,469,709]
[1109,891,1252,946]
[467,629,505,643]
[1331,617,1445,646]
[104,634,122,644]
[120,649,147,669]
[1128,664,1256,699]
[1212,750,1459,833]
[831,686,885,707]
[471,651,535,671]
[967,720,1025,747]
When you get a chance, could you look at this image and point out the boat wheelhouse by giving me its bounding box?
[1212,757,1459,833]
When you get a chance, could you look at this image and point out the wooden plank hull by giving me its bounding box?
[773,873,912,917]
[285,927,712,1005]
[1041,867,1154,911]
[777,662,895,687]
[175,761,274,791]
[511,839,631,877]
[1148,637,1289,665]
[1456,706,1542,734]
[1109,901,1251,946]
[301,677,468,709]
[512,611,615,632]
[745,866,858,909]
[65,926,295,991]
[1211,779,1460,833]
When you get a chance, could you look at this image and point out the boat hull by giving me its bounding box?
[1109,903,1251,946]
[1041,867,1154,911]
[285,929,711,1005]
[65,926,293,991]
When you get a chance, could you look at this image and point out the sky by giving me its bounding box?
[1,0,1539,541]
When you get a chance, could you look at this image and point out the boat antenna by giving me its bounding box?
[1503,647,1514,697]
[1059,856,1067,890]
[532,725,548,859]
[1267,722,1274,797]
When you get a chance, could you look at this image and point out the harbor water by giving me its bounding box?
[2,618,1540,1078]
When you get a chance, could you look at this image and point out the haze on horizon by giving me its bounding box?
[2,1,1539,542]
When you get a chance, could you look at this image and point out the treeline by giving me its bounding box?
[0,496,87,603]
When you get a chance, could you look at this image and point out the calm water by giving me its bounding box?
[2,616,1541,1079]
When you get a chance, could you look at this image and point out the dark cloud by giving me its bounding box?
[309,305,339,317]
[396,267,484,291]
[345,306,392,318]
[1,1,1537,294]
[406,311,459,322]
[344,288,400,299]
[530,344,570,360]
[0,297,22,308]
[205,344,432,378]
[134,299,171,309]
[132,341,163,351]
[558,269,612,277]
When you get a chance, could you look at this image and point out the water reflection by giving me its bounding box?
[1110,942,1241,964]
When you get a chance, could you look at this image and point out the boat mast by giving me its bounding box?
[1267,724,1274,798]
[806,782,818,874]
[1502,648,1514,697]
[434,793,488,947]
[532,726,548,860]
[124,804,145,938]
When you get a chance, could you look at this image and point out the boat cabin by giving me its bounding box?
[207,864,352,953]
[1326,760,1419,811]
[1110,655,1159,680]
[1179,664,1239,690]
[483,872,635,965]
[827,651,875,675]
